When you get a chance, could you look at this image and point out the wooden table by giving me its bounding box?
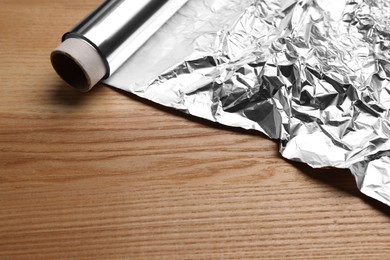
[1,0,389,259]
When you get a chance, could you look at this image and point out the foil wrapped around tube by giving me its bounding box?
[52,0,390,206]
[51,0,188,91]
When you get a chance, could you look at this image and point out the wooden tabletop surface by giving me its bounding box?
[1,0,389,259]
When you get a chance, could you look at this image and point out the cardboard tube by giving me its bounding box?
[50,38,106,92]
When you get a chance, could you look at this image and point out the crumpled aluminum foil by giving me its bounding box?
[105,0,390,206]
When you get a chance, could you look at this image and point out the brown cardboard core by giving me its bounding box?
[51,51,90,92]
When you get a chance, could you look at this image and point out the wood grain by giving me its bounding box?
[0,0,389,259]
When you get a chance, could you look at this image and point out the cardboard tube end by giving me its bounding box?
[51,38,106,92]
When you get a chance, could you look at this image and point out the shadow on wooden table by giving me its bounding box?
[289,162,390,217]
[48,81,106,107]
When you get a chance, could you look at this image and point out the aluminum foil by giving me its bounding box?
[105,0,390,206]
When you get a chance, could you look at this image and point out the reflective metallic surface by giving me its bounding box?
[105,0,390,206]
[64,0,188,77]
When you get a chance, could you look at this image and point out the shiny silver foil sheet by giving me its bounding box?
[103,0,390,206]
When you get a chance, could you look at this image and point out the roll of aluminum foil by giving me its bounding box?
[51,0,188,91]
[51,0,390,206]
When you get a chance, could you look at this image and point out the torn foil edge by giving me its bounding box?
[106,0,390,206]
